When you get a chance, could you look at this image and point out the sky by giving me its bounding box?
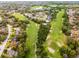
[0,0,79,1]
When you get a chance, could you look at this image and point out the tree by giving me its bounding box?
[36,23,50,57]
[60,37,79,58]
[62,9,71,36]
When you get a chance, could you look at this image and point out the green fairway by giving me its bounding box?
[11,12,40,57]
[12,13,26,20]
[26,20,39,57]
[45,9,67,57]
[0,1,79,58]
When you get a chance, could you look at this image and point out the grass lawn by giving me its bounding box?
[26,20,39,57]
[45,9,67,58]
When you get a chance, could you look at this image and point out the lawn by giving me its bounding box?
[26,20,39,57]
[45,9,67,58]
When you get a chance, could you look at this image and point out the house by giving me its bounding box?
[7,48,18,57]
[10,38,17,48]
[71,26,79,40]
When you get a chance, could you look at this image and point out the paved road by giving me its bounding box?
[0,24,11,57]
